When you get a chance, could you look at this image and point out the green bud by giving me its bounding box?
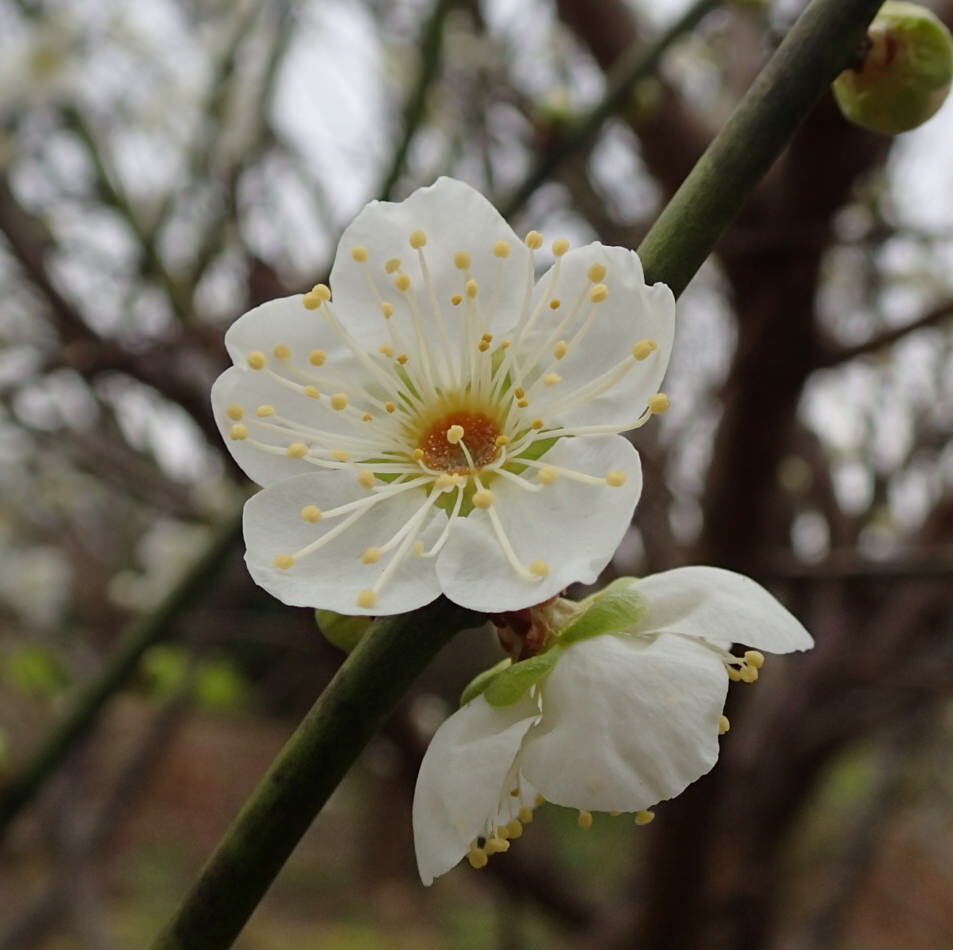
[834,2,953,134]
[483,650,561,707]
[315,609,371,653]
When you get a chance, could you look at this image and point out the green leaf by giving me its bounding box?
[559,589,648,645]
[3,645,71,698]
[459,657,512,707]
[315,610,371,653]
[484,650,561,707]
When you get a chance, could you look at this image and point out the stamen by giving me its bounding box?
[587,262,607,282]
[230,423,248,440]
[226,404,244,420]
[273,554,295,569]
[300,505,322,523]
[409,229,427,248]
[351,245,368,262]
[719,715,731,735]
[454,251,471,270]
[524,230,543,249]
[634,810,655,826]
[632,338,657,361]
[552,238,570,257]
[648,393,670,414]
[273,344,290,360]
[493,240,510,258]
[577,810,593,830]
[247,352,266,370]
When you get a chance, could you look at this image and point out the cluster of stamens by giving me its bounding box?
[224,227,669,609]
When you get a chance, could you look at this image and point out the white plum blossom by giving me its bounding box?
[212,178,674,615]
[412,567,814,884]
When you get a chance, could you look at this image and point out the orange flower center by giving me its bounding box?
[419,410,501,473]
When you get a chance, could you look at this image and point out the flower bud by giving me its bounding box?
[833,2,953,134]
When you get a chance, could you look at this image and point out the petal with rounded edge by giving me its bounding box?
[524,244,675,430]
[630,566,814,653]
[243,470,445,615]
[413,694,539,885]
[520,633,727,812]
[329,178,531,344]
[436,435,642,612]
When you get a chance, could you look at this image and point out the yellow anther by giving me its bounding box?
[229,423,248,440]
[362,546,382,564]
[380,301,394,318]
[506,819,523,839]
[518,806,534,824]
[587,262,607,282]
[396,354,409,365]
[300,505,322,523]
[255,404,275,417]
[246,351,266,370]
[362,413,372,422]
[530,418,544,430]
[606,469,627,487]
[330,394,348,411]
[740,665,759,684]
[481,332,492,342]
[312,284,331,301]
[385,258,400,274]
[331,449,350,462]
[358,470,375,489]
[589,283,609,303]
[379,344,394,357]
[465,278,478,298]
[467,847,488,869]
[351,245,368,262]
[409,229,427,249]
[454,251,471,270]
[308,349,326,366]
[534,794,545,807]
[744,650,765,669]
[727,666,742,682]
[495,435,510,447]
[384,402,396,414]
[478,340,490,352]
[553,340,568,360]
[577,810,593,830]
[451,294,462,306]
[538,467,558,485]
[543,373,562,386]
[634,810,655,826]
[273,554,295,570]
[609,811,621,817]
[412,540,425,556]
[719,715,731,735]
[226,404,244,421]
[473,489,495,509]
[303,386,320,399]
[549,298,561,310]
[499,339,511,349]
[357,590,377,609]
[552,237,570,257]
[517,399,529,408]
[484,837,509,855]
[435,473,457,490]
[632,338,658,361]
[493,240,510,258]
[529,560,549,578]
[302,293,320,310]
[286,443,308,459]
[525,230,543,249]
[648,393,670,414]
[413,448,425,460]
[496,825,510,841]
[394,273,411,292]
[446,424,465,444]
[514,387,525,399]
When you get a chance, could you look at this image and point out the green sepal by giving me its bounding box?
[559,589,648,645]
[459,657,512,707]
[484,649,561,707]
[315,610,371,653]
[593,576,640,599]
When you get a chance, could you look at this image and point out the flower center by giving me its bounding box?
[418,410,501,473]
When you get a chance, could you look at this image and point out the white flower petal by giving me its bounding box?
[329,177,531,342]
[436,435,642,612]
[413,694,539,885]
[243,470,445,615]
[630,567,814,653]
[520,634,727,812]
[211,365,361,487]
[526,244,675,430]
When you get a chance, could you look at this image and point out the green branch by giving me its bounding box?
[377,0,456,201]
[636,0,884,295]
[500,0,721,219]
[151,598,479,950]
[149,2,884,947]
[0,511,242,843]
